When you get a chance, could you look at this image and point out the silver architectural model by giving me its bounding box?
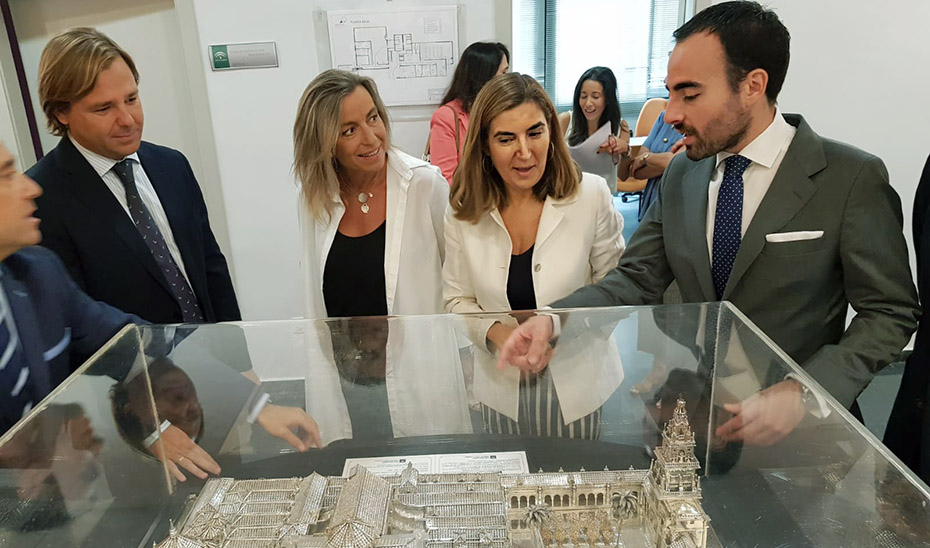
[156,399,709,548]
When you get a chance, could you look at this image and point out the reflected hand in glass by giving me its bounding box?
[715,379,806,446]
[497,315,554,373]
[255,404,322,451]
[111,357,218,482]
[152,424,220,482]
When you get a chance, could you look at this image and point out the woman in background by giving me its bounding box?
[444,73,624,438]
[427,41,510,182]
[620,110,684,221]
[559,66,630,191]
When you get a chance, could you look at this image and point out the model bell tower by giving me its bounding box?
[651,397,701,495]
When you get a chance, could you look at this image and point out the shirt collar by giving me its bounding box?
[715,107,794,170]
[386,147,416,180]
[69,134,141,178]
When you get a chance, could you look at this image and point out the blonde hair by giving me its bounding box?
[38,27,139,136]
[293,69,392,223]
[450,73,580,222]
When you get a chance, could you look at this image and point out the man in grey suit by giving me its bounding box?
[499,1,919,445]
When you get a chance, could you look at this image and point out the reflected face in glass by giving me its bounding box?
[664,32,750,161]
[578,80,606,123]
[496,55,510,76]
[329,318,389,384]
[151,368,203,439]
[114,360,204,444]
[0,144,42,255]
[334,86,388,176]
[487,101,550,195]
[56,58,144,161]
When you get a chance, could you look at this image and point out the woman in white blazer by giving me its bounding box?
[294,70,448,320]
[443,73,625,438]
[293,70,469,439]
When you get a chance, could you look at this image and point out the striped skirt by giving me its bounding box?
[481,368,601,439]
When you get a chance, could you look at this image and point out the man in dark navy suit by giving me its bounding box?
[0,142,135,435]
[27,27,239,324]
[1,145,318,479]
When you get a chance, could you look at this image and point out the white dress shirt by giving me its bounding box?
[705,109,797,262]
[701,113,830,416]
[69,135,192,284]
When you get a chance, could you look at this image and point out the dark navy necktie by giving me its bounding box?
[112,160,204,322]
[0,281,33,431]
[711,154,752,300]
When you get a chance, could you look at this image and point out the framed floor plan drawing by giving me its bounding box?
[327,6,459,106]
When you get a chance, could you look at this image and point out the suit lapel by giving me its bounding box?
[680,159,717,301]
[2,276,51,399]
[723,116,826,298]
[535,196,567,250]
[55,139,174,297]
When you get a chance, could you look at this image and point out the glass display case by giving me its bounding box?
[1,303,928,547]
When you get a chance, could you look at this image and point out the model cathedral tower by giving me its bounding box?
[643,398,709,548]
[654,397,701,494]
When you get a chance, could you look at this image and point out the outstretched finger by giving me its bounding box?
[177,456,207,480]
[290,411,322,450]
[497,333,523,370]
[303,420,323,449]
[714,414,743,441]
[278,429,308,452]
[187,443,221,475]
[722,402,741,415]
[525,331,551,370]
[166,460,187,482]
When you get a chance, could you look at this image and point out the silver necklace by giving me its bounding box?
[357,191,374,214]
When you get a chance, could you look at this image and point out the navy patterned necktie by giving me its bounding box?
[0,281,34,431]
[112,160,204,322]
[711,154,752,300]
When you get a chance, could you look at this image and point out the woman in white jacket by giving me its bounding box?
[293,70,469,440]
[443,73,625,438]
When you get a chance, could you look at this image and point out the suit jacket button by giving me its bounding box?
[534,264,541,272]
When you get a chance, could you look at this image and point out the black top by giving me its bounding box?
[507,245,537,310]
[323,222,389,317]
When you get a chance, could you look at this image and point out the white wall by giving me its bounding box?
[706,0,930,275]
[179,0,507,320]
[0,16,36,167]
[7,0,234,279]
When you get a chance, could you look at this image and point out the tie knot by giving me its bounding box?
[112,159,135,188]
[723,154,751,177]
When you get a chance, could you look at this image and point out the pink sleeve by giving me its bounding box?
[429,104,460,184]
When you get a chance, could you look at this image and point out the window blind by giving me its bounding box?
[512,0,688,122]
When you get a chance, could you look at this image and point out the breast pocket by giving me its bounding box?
[762,231,828,257]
